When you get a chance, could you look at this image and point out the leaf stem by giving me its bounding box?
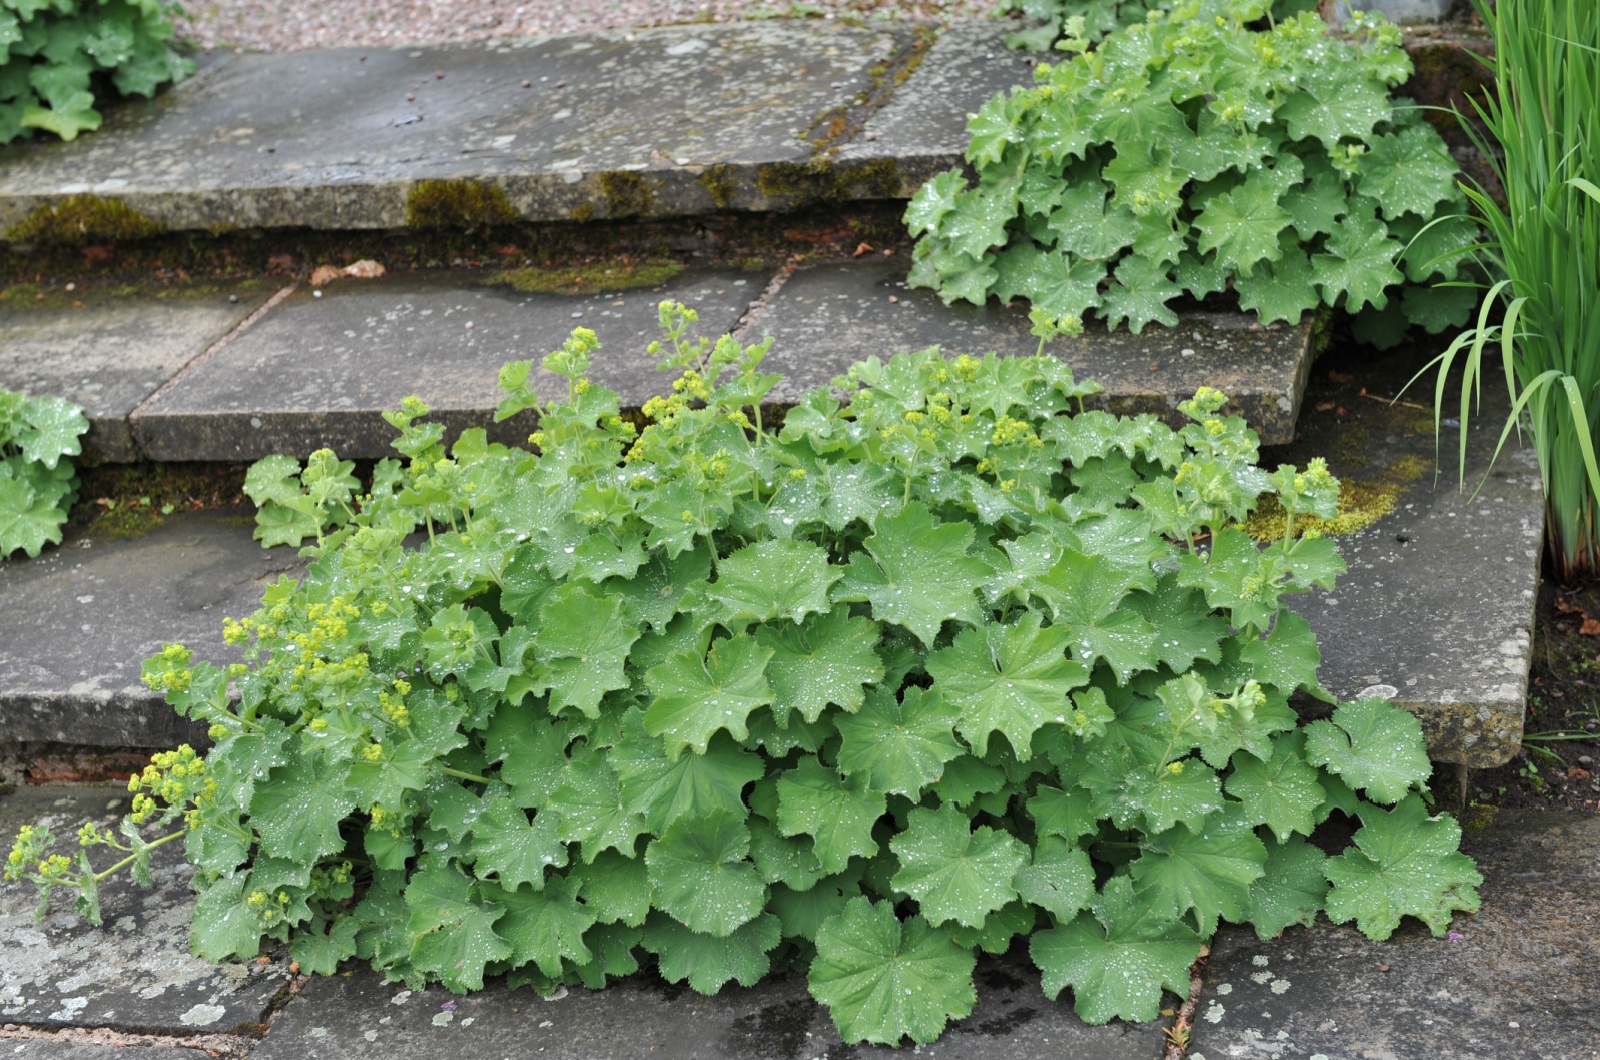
[441,766,494,785]
[94,829,185,882]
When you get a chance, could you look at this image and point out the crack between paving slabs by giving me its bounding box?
[124,282,299,439]
[729,255,801,341]
[1163,944,1209,1060]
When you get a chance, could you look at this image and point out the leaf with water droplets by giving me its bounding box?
[1030,876,1201,1025]
[1323,794,1481,941]
[927,612,1089,759]
[645,811,767,938]
[835,686,965,798]
[889,805,1028,929]
[469,797,567,890]
[643,633,774,757]
[1129,806,1268,936]
[486,874,594,979]
[753,609,883,725]
[833,503,990,649]
[708,539,841,626]
[809,897,977,1045]
[1304,697,1431,804]
[776,755,886,874]
[1225,730,1327,843]
[643,909,782,993]
[1248,835,1329,940]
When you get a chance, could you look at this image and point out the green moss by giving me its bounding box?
[568,203,597,223]
[487,260,683,295]
[838,157,902,199]
[5,195,162,245]
[598,172,655,218]
[1461,801,1498,831]
[1242,480,1406,542]
[697,165,737,210]
[756,160,838,203]
[405,180,519,229]
[70,462,249,541]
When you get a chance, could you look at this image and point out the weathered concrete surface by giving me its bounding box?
[1191,810,1600,1060]
[0,25,912,234]
[0,785,288,1033]
[838,21,1037,194]
[131,270,755,461]
[1276,355,1542,768]
[0,1040,213,1059]
[747,261,1314,444]
[0,285,272,463]
[254,951,1166,1060]
[0,511,306,747]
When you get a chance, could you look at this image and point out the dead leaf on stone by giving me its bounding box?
[1568,767,1593,781]
[343,259,386,279]
[1581,617,1600,636]
[309,264,344,286]
[1555,598,1585,615]
[853,241,874,257]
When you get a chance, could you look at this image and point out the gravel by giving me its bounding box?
[173,0,998,53]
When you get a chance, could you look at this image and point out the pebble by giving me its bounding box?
[1579,755,1593,766]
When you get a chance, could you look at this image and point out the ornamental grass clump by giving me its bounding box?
[908,0,1479,336]
[6,308,1479,1045]
[1413,0,1600,579]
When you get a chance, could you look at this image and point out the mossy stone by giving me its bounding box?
[5,195,162,245]
[405,180,519,229]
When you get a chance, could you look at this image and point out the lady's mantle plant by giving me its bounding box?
[6,307,1480,1045]
[0,387,88,558]
[909,0,1479,335]
[0,0,192,143]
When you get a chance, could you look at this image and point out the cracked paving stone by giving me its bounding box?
[0,1041,213,1059]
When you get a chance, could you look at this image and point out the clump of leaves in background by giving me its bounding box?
[243,450,403,549]
[7,308,1479,1045]
[997,0,1316,51]
[910,0,1479,337]
[0,387,87,558]
[0,0,192,143]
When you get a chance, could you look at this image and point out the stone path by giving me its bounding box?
[0,13,1564,1060]
[3,783,1594,1058]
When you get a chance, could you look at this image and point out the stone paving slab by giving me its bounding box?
[1190,809,1600,1060]
[0,785,288,1034]
[0,1041,212,1059]
[0,24,914,235]
[747,260,1314,444]
[0,284,274,463]
[837,21,1036,195]
[253,951,1166,1060]
[1277,359,1542,768]
[131,270,756,461]
[0,511,306,747]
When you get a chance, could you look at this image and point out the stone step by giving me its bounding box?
[0,22,1013,238]
[0,510,307,748]
[0,263,1315,463]
[0,18,1489,243]
[1270,346,1542,769]
[0,344,1536,765]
